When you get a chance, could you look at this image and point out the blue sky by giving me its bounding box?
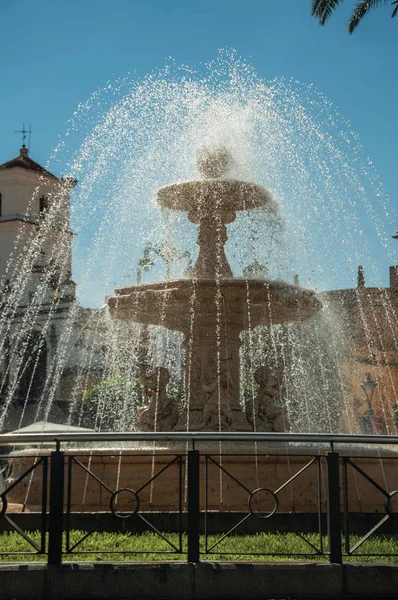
[1,0,397,169]
[1,0,397,301]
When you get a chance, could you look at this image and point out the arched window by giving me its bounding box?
[39,196,48,219]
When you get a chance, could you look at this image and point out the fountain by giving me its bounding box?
[2,52,398,516]
[1,52,396,436]
[108,146,321,432]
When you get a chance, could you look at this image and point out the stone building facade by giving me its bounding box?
[321,266,398,434]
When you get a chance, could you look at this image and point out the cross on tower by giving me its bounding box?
[15,123,33,149]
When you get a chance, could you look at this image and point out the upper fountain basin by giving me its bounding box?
[157,179,275,223]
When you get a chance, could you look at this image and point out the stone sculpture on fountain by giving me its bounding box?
[135,366,179,431]
[245,365,289,432]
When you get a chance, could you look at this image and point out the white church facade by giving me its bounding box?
[0,145,105,431]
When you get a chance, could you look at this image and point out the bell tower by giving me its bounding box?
[0,145,77,420]
[0,145,77,301]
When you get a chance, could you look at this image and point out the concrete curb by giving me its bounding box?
[0,561,397,599]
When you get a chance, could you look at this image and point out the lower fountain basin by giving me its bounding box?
[5,444,397,513]
[108,278,321,331]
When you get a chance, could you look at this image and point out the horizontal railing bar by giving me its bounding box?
[0,431,398,446]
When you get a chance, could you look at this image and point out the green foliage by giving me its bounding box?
[1,531,398,562]
[311,0,398,33]
[168,381,185,408]
[77,374,184,431]
[79,376,143,431]
[241,378,256,405]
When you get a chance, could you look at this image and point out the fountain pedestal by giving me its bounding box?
[179,312,247,431]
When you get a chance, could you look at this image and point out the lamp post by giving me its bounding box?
[136,247,155,285]
[136,242,191,284]
[359,373,378,434]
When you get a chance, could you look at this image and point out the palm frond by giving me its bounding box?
[348,0,392,32]
[311,0,344,25]
[392,0,398,17]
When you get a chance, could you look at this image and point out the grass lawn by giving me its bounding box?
[0,531,398,562]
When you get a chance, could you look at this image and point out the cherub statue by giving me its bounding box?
[201,363,233,430]
[245,365,289,432]
[135,366,179,431]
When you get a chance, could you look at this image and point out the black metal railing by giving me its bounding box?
[0,431,398,565]
[203,453,326,559]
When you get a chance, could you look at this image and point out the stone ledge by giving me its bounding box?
[0,561,397,599]
[194,562,342,599]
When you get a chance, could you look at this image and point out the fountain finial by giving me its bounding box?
[197,146,230,178]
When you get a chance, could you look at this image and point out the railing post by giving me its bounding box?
[326,451,342,564]
[48,444,65,565]
[187,447,200,563]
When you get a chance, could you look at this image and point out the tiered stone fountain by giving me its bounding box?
[108,147,321,432]
[7,149,397,516]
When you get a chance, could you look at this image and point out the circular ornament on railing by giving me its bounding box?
[0,494,7,518]
[385,490,398,520]
[248,488,278,519]
[110,488,140,519]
